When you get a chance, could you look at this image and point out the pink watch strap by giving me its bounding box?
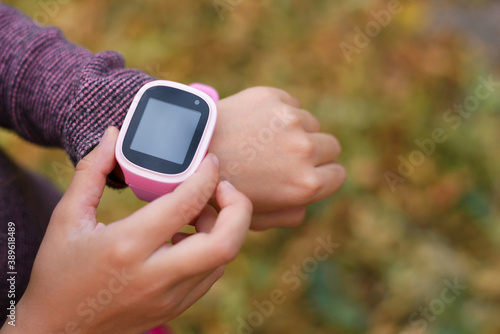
[145,325,174,334]
[189,83,220,102]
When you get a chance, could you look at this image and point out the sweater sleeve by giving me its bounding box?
[0,4,155,184]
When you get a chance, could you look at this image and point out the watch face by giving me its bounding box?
[123,86,210,174]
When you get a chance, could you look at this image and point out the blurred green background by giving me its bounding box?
[2,0,500,333]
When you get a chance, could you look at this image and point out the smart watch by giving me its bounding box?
[115,80,219,202]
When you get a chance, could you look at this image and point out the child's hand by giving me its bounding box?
[209,87,345,230]
[5,127,252,334]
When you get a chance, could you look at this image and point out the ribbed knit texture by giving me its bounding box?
[0,3,155,325]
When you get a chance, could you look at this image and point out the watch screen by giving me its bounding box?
[130,98,202,165]
[122,85,211,175]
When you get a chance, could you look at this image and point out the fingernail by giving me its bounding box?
[334,164,346,175]
[221,180,236,191]
[99,127,112,144]
[210,154,219,168]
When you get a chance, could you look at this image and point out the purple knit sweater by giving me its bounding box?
[0,4,155,324]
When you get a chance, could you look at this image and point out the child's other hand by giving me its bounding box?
[6,127,252,334]
[210,87,345,230]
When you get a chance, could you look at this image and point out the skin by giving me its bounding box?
[0,87,345,332]
[0,127,252,334]
[209,87,345,230]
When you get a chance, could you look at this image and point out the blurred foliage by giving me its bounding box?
[2,0,500,333]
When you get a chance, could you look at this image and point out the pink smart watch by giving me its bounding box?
[115,80,219,202]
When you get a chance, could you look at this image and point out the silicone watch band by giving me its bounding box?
[189,83,220,103]
[125,83,219,202]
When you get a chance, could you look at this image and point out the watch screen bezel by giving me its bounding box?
[122,86,210,175]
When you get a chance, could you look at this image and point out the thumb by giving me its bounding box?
[58,127,119,225]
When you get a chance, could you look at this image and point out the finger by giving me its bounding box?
[116,154,220,253]
[149,267,222,320]
[309,133,342,165]
[194,205,218,233]
[172,232,191,245]
[250,206,307,231]
[264,87,300,108]
[57,127,118,225]
[172,205,217,244]
[170,265,224,298]
[172,266,225,316]
[279,92,301,108]
[146,181,252,277]
[310,163,346,202]
[294,109,321,133]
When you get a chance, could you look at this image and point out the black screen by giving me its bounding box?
[123,86,210,174]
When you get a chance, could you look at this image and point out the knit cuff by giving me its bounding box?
[62,51,155,187]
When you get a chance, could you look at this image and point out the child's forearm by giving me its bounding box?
[0,4,153,170]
